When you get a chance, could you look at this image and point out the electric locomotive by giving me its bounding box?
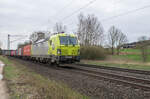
[31,33,80,65]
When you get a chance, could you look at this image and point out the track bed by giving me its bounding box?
[8,57,150,99]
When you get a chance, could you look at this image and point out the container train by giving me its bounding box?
[2,33,80,65]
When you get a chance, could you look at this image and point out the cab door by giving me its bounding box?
[48,39,53,55]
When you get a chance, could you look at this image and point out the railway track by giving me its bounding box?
[9,57,150,98]
[8,57,150,91]
[76,63,150,75]
[67,65,150,91]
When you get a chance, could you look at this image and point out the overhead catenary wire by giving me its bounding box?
[101,4,150,22]
[47,0,98,31]
[60,0,124,23]
[57,0,125,29]
[53,0,74,18]
[66,3,150,32]
[65,1,150,25]
[60,0,98,22]
[48,0,75,25]
[48,0,123,31]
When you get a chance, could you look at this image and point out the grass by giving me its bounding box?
[119,48,150,53]
[114,54,150,62]
[0,56,88,99]
[80,48,150,71]
[116,48,150,62]
[119,48,141,53]
[81,60,150,71]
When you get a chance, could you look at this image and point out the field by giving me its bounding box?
[0,56,87,99]
[81,48,150,71]
[81,60,150,71]
[119,48,150,62]
[119,48,150,53]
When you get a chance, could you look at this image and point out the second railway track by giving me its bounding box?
[65,64,150,91]
[76,63,150,75]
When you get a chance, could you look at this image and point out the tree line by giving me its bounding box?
[28,13,128,55]
[20,13,149,61]
[76,13,128,55]
[52,13,128,54]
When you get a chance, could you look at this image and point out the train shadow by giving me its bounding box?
[6,56,77,70]
[59,66,75,69]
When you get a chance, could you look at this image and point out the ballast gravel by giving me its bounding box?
[9,57,150,99]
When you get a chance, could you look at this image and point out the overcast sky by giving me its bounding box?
[0,0,150,49]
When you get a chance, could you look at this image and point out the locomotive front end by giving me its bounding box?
[57,34,80,63]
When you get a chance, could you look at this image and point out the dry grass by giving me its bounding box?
[1,56,88,99]
[81,55,150,71]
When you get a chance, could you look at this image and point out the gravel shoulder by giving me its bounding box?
[0,61,9,99]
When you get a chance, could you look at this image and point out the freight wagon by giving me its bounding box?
[2,50,12,56]
[11,50,16,56]
[23,45,31,60]
[18,48,23,56]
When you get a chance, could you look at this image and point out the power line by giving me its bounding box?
[60,0,124,23]
[47,0,97,31]
[48,0,75,24]
[66,4,150,32]
[101,4,150,22]
[49,0,123,30]
[60,0,97,22]
[7,34,28,50]
[53,0,74,17]
[62,2,150,26]
[60,0,123,27]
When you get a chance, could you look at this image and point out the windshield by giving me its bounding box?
[59,36,77,45]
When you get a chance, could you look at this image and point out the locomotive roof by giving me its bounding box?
[33,33,76,45]
[51,33,76,37]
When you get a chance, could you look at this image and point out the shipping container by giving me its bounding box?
[23,45,31,56]
[2,50,12,56]
[18,48,23,56]
[15,50,18,56]
[11,50,13,56]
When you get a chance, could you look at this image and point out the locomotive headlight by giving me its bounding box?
[57,49,61,55]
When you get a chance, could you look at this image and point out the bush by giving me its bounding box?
[80,46,106,60]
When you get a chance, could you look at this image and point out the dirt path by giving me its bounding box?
[0,61,9,99]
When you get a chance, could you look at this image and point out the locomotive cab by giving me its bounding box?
[48,33,80,64]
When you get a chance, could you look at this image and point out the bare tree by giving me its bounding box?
[116,31,128,55]
[77,13,85,45]
[54,22,66,33]
[108,26,119,55]
[77,13,104,46]
[108,26,128,55]
[137,36,149,62]
[17,41,32,48]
